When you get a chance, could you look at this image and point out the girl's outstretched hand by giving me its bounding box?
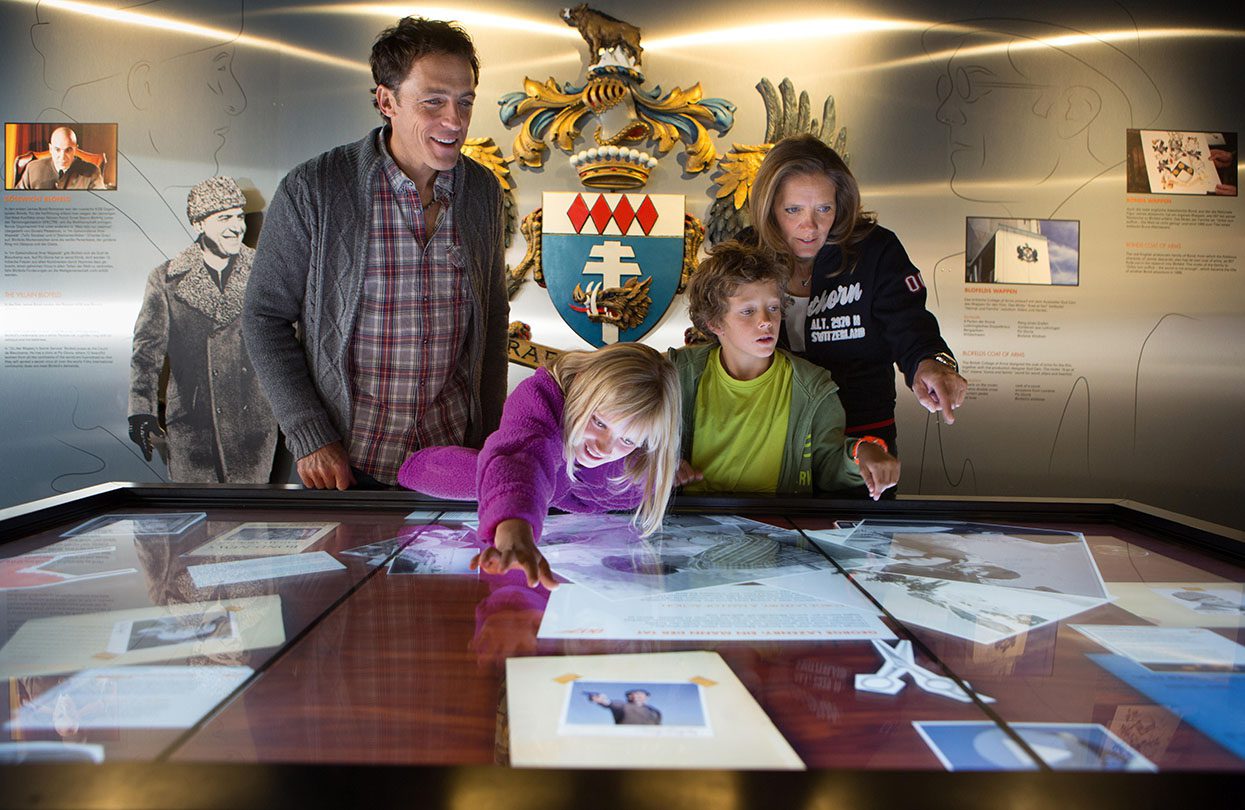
[473,518,559,590]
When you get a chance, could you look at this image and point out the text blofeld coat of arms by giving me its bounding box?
[542,191,684,347]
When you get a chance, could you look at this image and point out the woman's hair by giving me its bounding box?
[685,241,788,341]
[749,134,876,276]
[546,342,681,536]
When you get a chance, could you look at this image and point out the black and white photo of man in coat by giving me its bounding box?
[128,176,277,482]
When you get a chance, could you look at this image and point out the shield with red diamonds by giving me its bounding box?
[541,191,685,347]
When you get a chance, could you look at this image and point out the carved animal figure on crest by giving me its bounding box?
[571,276,652,330]
[561,4,643,66]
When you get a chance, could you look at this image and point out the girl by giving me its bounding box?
[399,342,681,589]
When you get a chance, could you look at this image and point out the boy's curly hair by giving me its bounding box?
[685,241,790,341]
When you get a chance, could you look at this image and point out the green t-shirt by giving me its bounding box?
[686,348,792,494]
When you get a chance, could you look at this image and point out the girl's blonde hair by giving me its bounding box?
[546,342,681,536]
[749,134,876,278]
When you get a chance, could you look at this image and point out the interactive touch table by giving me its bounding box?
[0,483,1241,808]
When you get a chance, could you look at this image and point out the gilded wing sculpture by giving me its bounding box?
[461,137,517,248]
[706,78,849,245]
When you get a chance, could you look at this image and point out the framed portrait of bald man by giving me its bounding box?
[5,122,117,190]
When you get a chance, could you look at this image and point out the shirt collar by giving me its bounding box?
[376,126,458,205]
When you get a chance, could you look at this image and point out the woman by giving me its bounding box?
[747,134,967,455]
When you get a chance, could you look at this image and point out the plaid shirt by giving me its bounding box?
[348,137,471,484]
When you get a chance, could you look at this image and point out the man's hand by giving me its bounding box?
[676,459,704,487]
[296,441,354,490]
[472,518,558,589]
[912,358,968,424]
[856,442,900,501]
[127,415,164,461]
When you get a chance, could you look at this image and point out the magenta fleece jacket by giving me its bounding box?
[398,368,643,543]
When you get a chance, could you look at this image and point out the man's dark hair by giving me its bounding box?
[370,17,479,117]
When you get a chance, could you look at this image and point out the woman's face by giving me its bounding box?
[773,173,837,263]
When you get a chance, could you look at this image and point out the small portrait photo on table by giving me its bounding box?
[106,608,238,654]
[5,122,117,190]
[560,680,711,737]
[1126,128,1237,196]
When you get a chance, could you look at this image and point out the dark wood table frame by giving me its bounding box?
[1,483,1242,809]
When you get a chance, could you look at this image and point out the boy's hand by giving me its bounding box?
[676,459,704,487]
[472,518,559,590]
[856,443,900,501]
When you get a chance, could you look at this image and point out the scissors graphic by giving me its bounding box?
[855,639,994,704]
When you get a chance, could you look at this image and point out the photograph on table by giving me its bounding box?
[914,721,1156,771]
[106,607,237,654]
[539,513,832,600]
[62,512,206,538]
[851,569,1107,644]
[0,595,284,678]
[387,543,477,575]
[338,537,410,566]
[965,217,1080,285]
[1104,582,1245,629]
[560,680,710,737]
[506,651,803,769]
[1127,128,1237,196]
[813,519,1107,598]
[186,521,339,557]
[341,525,475,569]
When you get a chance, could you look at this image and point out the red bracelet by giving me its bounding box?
[851,436,889,464]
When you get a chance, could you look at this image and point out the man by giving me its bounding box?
[16,126,106,190]
[129,176,278,483]
[243,17,508,489]
[587,689,662,725]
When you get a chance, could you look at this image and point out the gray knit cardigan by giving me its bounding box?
[242,127,509,462]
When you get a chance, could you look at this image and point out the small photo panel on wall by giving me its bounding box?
[5,122,118,191]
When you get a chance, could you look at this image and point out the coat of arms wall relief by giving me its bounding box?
[459,6,847,365]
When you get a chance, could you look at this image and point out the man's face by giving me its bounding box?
[627,691,648,705]
[935,41,1064,201]
[377,52,476,187]
[196,207,245,258]
[49,130,77,172]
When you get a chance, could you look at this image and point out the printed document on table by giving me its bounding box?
[539,582,895,641]
[7,666,253,731]
[1072,625,1245,672]
[187,551,345,588]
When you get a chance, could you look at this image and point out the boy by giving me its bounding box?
[671,242,899,499]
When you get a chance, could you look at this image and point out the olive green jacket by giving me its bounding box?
[668,344,864,494]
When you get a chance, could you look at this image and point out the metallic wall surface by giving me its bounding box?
[0,1,1241,528]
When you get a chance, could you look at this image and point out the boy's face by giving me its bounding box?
[710,279,783,378]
